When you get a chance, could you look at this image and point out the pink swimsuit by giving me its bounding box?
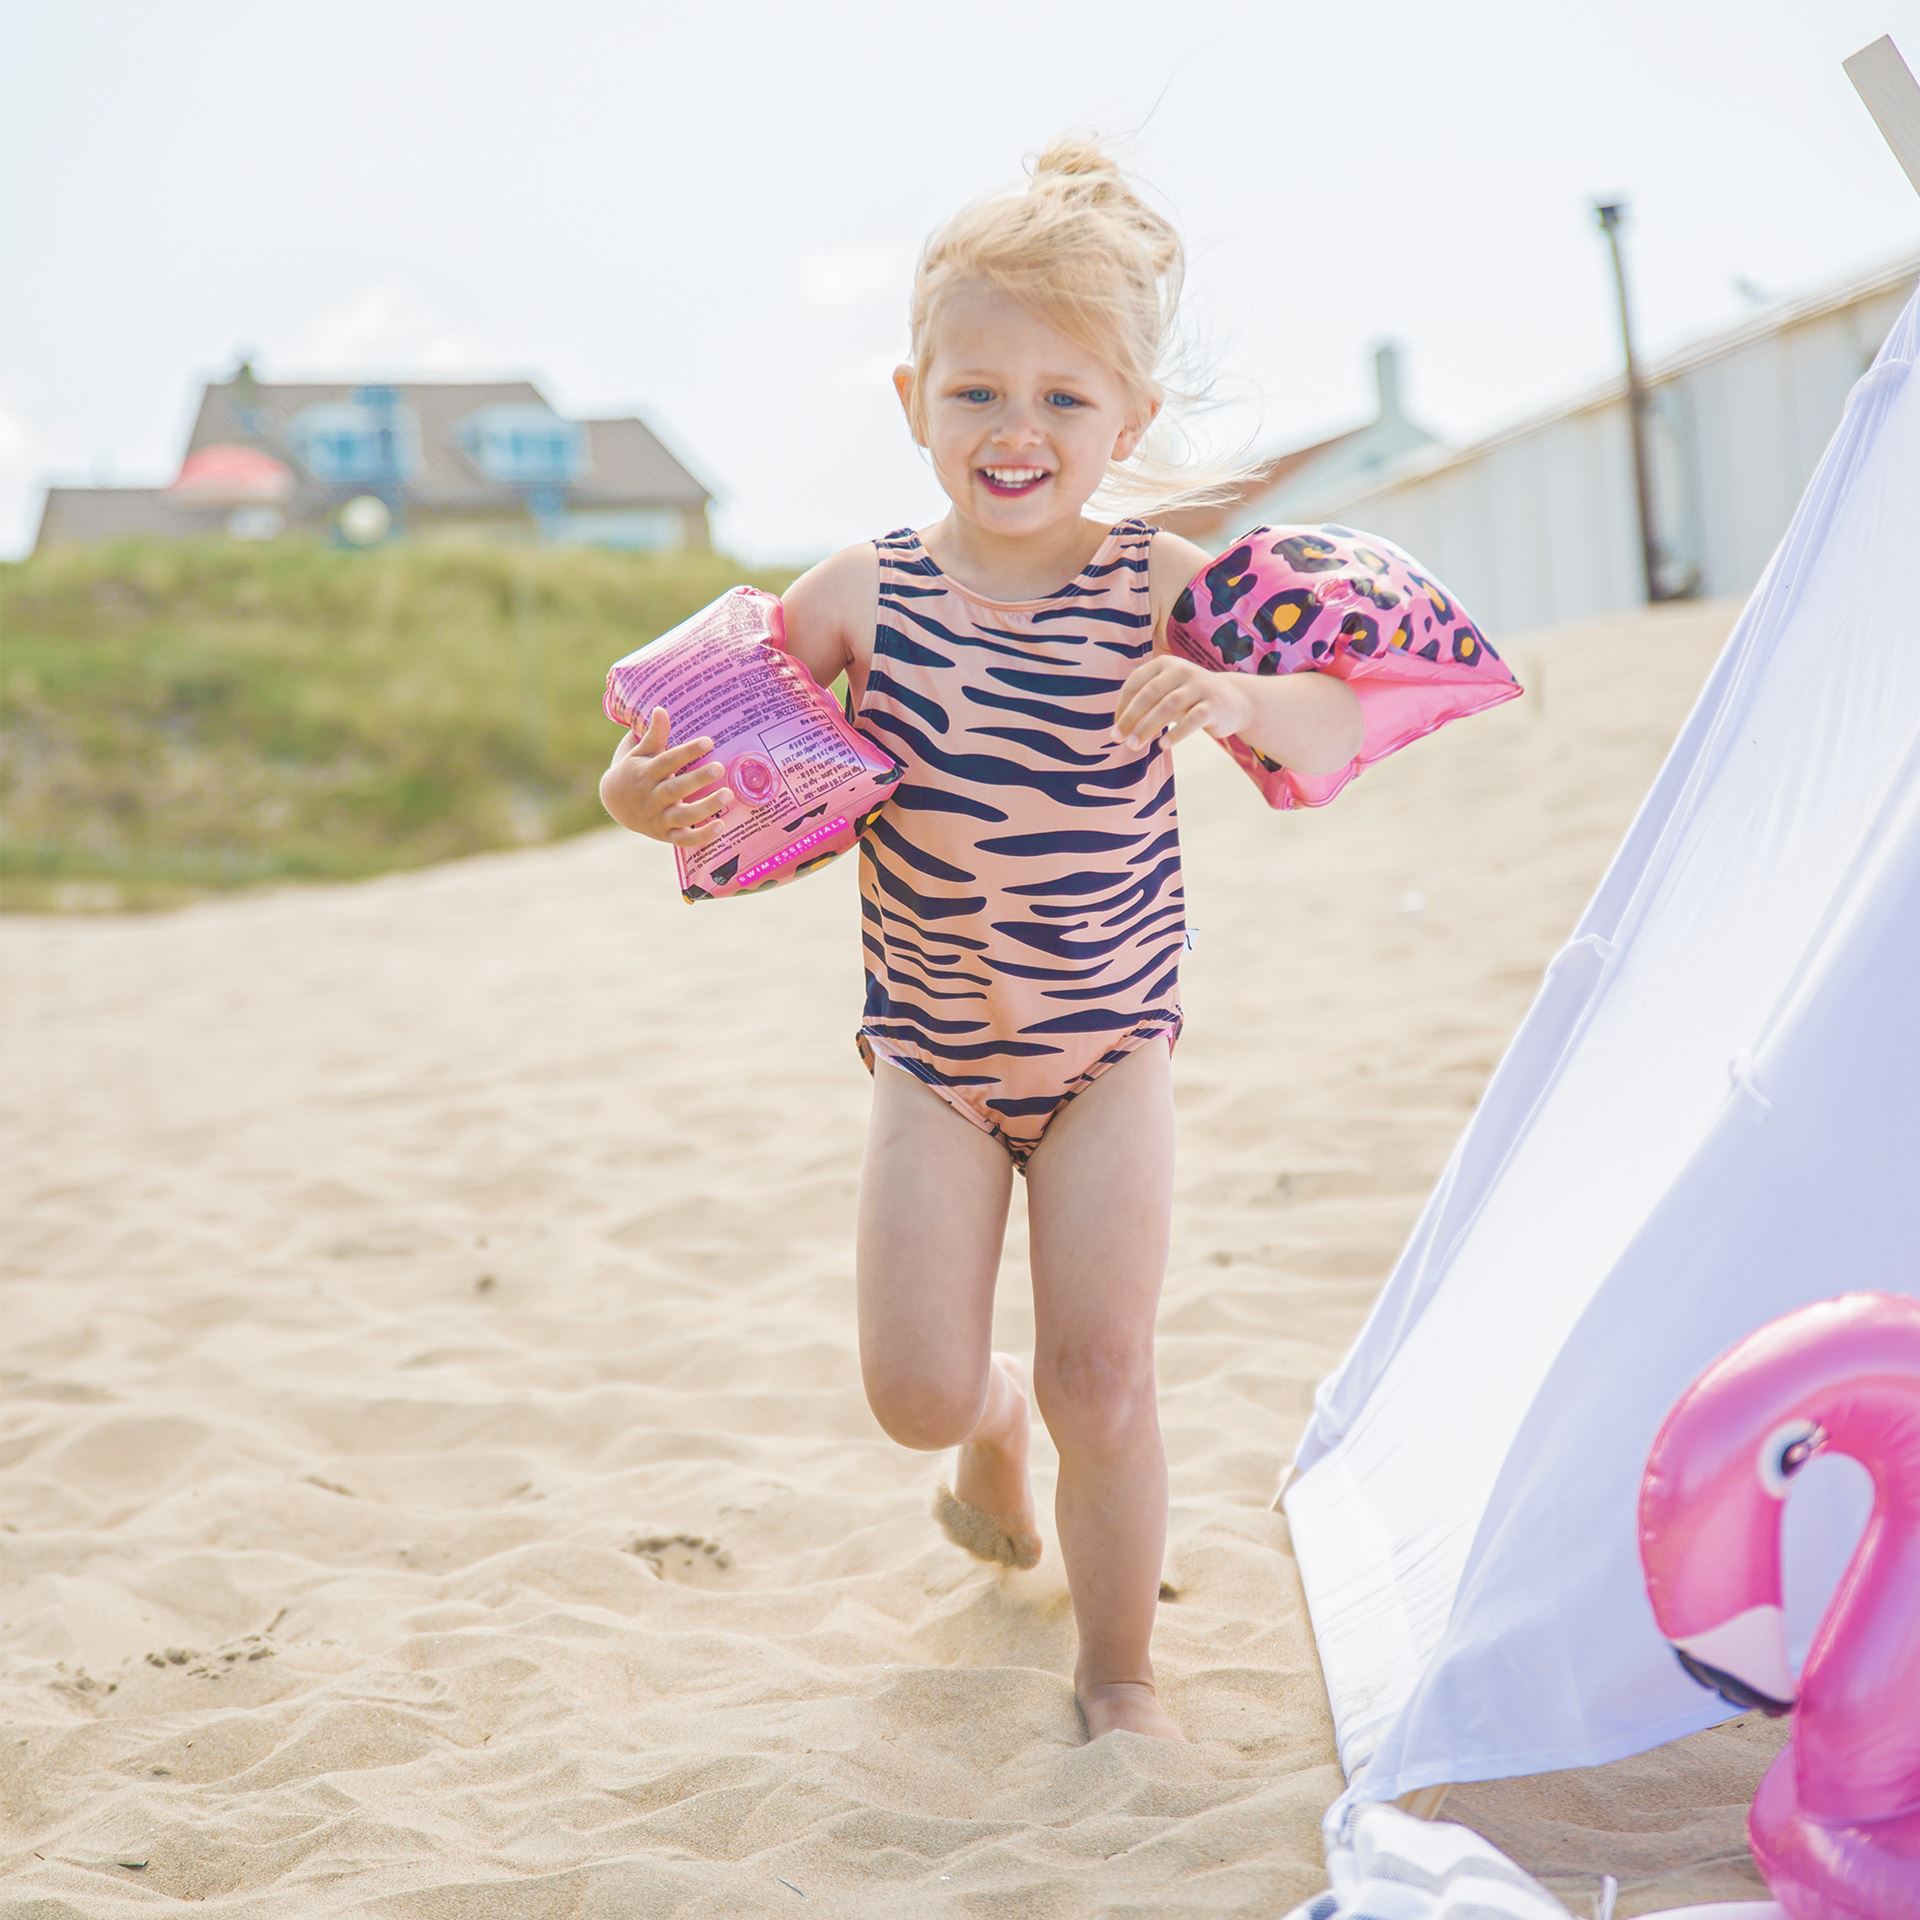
[845,517,1186,1174]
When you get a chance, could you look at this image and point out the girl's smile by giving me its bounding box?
[977,467,1052,497]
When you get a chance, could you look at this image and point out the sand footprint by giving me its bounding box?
[627,1532,733,1582]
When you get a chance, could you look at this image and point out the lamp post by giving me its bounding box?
[1593,201,1665,606]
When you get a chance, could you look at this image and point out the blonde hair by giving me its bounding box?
[902,132,1269,521]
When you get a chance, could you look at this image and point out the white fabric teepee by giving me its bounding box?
[1283,274,1920,1820]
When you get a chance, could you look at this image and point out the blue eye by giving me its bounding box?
[954,389,1083,408]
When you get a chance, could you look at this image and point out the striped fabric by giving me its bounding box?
[846,517,1187,1174]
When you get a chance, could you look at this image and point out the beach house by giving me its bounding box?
[31,366,715,554]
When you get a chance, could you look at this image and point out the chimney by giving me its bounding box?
[1372,341,1407,429]
[231,353,265,440]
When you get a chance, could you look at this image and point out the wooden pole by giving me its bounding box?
[1593,202,1664,607]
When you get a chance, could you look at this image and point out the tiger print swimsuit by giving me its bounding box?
[846,516,1187,1175]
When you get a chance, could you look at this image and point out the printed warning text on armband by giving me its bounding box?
[613,629,823,752]
[761,713,867,805]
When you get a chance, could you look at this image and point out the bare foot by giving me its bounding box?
[932,1352,1042,1571]
[1075,1673,1188,1743]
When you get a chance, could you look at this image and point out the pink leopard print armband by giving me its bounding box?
[1165,525,1522,809]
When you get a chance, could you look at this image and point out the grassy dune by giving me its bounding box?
[0,540,815,911]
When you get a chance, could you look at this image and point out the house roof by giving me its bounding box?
[187,377,714,509]
[34,487,232,546]
[169,443,296,500]
[1154,427,1365,543]
[574,415,716,508]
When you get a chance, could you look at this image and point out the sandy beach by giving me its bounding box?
[0,593,1783,1917]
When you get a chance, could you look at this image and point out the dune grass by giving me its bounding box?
[0,538,820,911]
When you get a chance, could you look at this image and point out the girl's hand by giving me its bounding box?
[600,706,734,846]
[1112,657,1254,750]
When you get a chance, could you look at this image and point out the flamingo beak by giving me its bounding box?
[1670,1604,1797,1717]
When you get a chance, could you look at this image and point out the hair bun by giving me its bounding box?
[1028,134,1120,186]
[1027,137,1163,265]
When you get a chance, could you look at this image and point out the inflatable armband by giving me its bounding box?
[1166,524,1522,809]
[604,585,902,903]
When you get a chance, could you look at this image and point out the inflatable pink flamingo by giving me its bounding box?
[1638,1292,1920,1919]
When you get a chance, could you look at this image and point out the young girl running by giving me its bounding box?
[603,136,1363,1743]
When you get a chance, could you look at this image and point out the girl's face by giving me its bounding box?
[895,278,1156,530]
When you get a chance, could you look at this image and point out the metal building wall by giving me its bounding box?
[1275,267,1913,641]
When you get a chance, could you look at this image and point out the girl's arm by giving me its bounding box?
[777,545,864,694]
[1220,671,1363,775]
[1145,529,1362,775]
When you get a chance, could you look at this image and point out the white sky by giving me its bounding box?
[3,0,1916,564]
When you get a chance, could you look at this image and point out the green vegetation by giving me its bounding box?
[0,538,817,911]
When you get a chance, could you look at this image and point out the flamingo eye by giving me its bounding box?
[1757,1419,1824,1499]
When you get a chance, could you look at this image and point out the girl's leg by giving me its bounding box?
[1024,1039,1185,1742]
[856,1060,1037,1558]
